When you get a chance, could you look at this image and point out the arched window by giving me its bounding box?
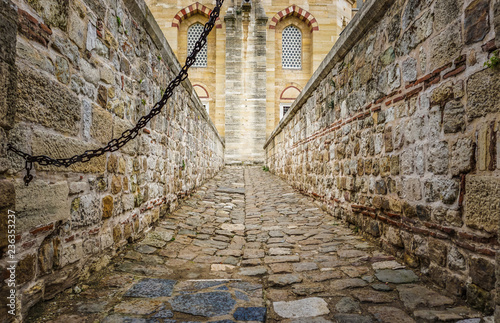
[282,26,302,69]
[187,23,207,67]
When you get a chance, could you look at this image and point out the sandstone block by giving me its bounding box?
[465,176,500,233]
[32,129,106,173]
[430,23,463,71]
[15,180,69,232]
[16,66,81,135]
[466,69,500,120]
[91,104,113,144]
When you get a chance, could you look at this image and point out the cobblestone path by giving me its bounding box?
[30,167,492,323]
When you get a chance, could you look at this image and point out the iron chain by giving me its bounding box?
[8,0,224,186]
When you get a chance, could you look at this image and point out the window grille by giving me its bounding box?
[282,26,302,69]
[280,104,291,119]
[188,23,207,67]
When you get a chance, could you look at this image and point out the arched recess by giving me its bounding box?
[279,85,301,119]
[193,83,211,115]
[172,2,222,29]
[269,5,319,32]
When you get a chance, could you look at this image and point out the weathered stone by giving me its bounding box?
[451,137,473,175]
[467,69,500,120]
[335,297,360,313]
[397,284,454,310]
[15,180,69,232]
[396,9,433,56]
[368,306,415,323]
[124,278,176,298]
[26,0,68,30]
[233,307,266,322]
[32,129,106,173]
[464,0,490,44]
[102,195,113,218]
[434,0,464,31]
[273,297,329,319]
[71,194,101,227]
[239,266,267,276]
[443,101,465,133]
[402,57,417,82]
[470,257,496,291]
[170,291,236,317]
[91,105,113,144]
[268,274,302,286]
[16,66,81,135]
[465,176,500,233]
[113,299,164,315]
[375,269,419,284]
[330,278,368,290]
[353,289,394,303]
[430,23,462,71]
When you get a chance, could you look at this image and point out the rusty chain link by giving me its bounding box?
[8,0,224,186]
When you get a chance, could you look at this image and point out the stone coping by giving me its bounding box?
[263,0,394,149]
[124,0,225,147]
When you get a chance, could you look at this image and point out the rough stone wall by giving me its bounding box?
[0,0,224,319]
[265,0,500,314]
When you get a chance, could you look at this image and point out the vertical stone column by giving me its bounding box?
[224,0,267,164]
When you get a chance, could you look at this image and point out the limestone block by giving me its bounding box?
[15,180,69,232]
[430,23,463,71]
[450,137,473,175]
[31,129,106,173]
[91,105,113,144]
[424,178,459,204]
[434,0,464,31]
[467,69,500,120]
[70,194,101,228]
[427,141,449,175]
[26,0,68,30]
[465,176,500,233]
[16,65,81,135]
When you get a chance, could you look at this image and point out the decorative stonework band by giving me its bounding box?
[269,5,319,32]
[172,2,223,29]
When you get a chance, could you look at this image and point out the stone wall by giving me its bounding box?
[265,0,500,314]
[0,0,224,319]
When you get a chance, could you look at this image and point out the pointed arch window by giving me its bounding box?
[282,25,302,69]
[187,23,207,67]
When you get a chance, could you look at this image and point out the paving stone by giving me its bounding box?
[233,307,266,322]
[352,289,395,303]
[268,247,292,256]
[292,283,326,295]
[371,284,393,292]
[136,245,157,254]
[374,269,419,284]
[337,249,369,258]
[335,297,361,313]
[273,297,330,318]
[216,187,245,194]
[124,278,176,298]
[331,278,368,290]
[290,318,333,323]
[341,266,370,278]
[333,314,373,323]
[293,262,318,272]
[221,223,245,231]
[368,306,415,323]
[310,270,343,282]
[269,263,293,273]
[372,260,404,270]
[243,249,265,259]
[239,266,267,276]
[170,291,236,317]
[268,274,302,286]
[151,309,174,318]
[264,255,300,263]
[397,284,454,310]
[113,299,164,315]
[235,290,250,301]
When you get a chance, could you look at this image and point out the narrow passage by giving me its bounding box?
[30,167,489,322]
